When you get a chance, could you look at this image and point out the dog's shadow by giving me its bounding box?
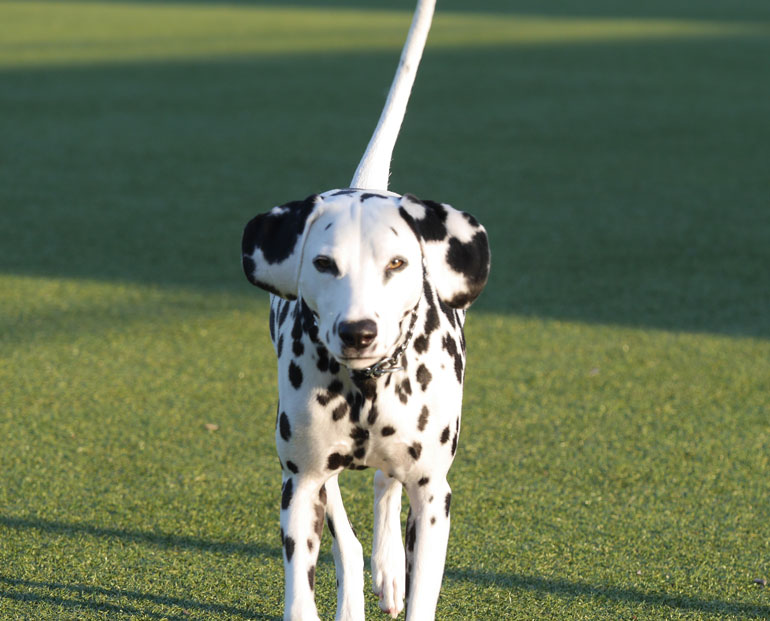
[0,515,281,620]
[3,515,766,619]
[445,567,770,619]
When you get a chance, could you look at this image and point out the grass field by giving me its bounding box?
[1,1,769,619]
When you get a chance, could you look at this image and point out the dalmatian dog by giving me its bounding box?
[242,189,489,620]
[240,1,490,619]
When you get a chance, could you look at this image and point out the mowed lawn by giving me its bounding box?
[1,1,769,619]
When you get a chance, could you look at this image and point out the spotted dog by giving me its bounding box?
[242,188,489,620]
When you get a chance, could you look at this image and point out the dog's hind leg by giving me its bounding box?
[371,469,406,619]
[324,474,366,621]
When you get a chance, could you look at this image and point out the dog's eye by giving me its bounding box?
[313,256,336,273]
[386,257,407,272]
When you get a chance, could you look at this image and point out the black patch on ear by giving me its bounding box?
[445,230,490,307]
[418,199,449,241]
[242,195,317,265]
[403,195,448,241]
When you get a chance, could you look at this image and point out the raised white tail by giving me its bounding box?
[350,0,436,191]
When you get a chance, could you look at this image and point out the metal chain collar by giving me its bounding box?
[355,307,419,379]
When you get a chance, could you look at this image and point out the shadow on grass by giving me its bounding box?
[2,25,768,338]
[0,514,280,560]
[0,576,279,620]
[445,568,770,618]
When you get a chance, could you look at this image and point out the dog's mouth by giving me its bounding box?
[336,353,383,369]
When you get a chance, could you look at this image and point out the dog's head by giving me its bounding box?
[242,190,490,370]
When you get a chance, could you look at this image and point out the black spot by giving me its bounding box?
[300,300,320,343]
[278,299,291,326]
[381,426,396,437]
[286,460,299,474]
[396,378,412,404]
[418,406,430,431]
[430,516,436,525]
[352,374,377,401]
[269,306,276,342]
[439,298,457,328]
[281,478,294,510]
[277,334,284,358]
[280,527,284,545]
[328,379,344,394]
[284,535,295,562]
[440,426,450,444]
[293,339,304,357]
[308,566,316,590]
[316,346,329,372]
[288,361,303,389]
[327,452,352,470]
[413,334,429,354]
[367,404,380,425]
[316,392,332,407]
[279,412,291,441]
[360,192,387,201]
[418,476,430,486]
[445,492,452,517]
[451,431,459,456]
[291,308,303,341]
[423,280,440,338]
[332,402,349,421]
[408,443,422,460]
[331,188,358,196]
[307,539,314,552]
[445,231,491,308]
[350,426,369,445]
[349,392,363,423]
[416,365,432,392]
[353,447,366,459]
[319,484,327,505]
[442,334,464,384]
[329,358,341,374]
[327,517,336,539]
[314,503,324,538]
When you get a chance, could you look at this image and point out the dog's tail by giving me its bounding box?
[350,0,436,192]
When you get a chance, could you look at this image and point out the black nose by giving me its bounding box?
[338,319,377,350]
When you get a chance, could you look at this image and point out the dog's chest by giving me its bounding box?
[270,295,466,479]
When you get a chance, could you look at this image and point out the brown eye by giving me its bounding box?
[386,257,406,271]
[313,256,336,274]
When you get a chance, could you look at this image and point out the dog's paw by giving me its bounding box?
[371,544,405,618]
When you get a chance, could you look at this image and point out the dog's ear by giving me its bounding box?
[399,194,490,309]
[242,194,322,300]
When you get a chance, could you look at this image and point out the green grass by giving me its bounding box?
[1,1,769,619]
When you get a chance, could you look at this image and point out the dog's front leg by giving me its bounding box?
[281,474,326,621]
[371,469,405,618]
[324,474,365,621]
[403,476,452,621]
